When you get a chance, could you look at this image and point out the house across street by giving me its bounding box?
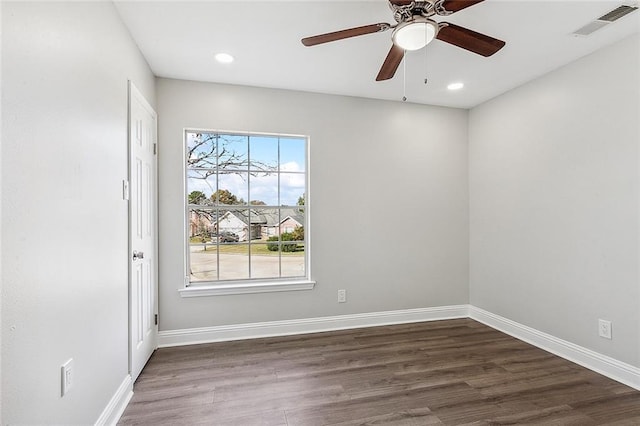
[190,207,304,242]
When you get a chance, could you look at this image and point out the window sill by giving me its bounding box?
[179,279,316,297]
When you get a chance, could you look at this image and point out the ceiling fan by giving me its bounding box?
[301,0,506,81]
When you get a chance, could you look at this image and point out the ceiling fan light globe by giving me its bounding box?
[393,21,437,51]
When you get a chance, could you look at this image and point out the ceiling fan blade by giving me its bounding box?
[301,23,390,47]
[389,0,413,5]
[439,0,485,13]
[376,44,404,81]
[436,23,505,56]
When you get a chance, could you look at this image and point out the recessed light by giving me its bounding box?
[215,53,234,64]
[447,82,464,91]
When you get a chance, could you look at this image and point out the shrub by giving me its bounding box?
[266,232,299,252]
[281,232,298,252]
[266,236,279,251]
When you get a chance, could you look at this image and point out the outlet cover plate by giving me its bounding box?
[598,319,612,339]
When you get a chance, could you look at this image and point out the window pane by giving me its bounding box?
[217,134,249,171]
[249,135,278,172]
[279,208,304,237]
[187,132,218,169]
[216,172,248,206]
[247,208,268,240]
[278,208,301,234]
[261,208,281,239]
[188,209,217,239]
[250,244,280,279]
[187,170,216,205]
[189,243,218,282]
[249,172,278,206]
[280,173,305,206]
[216,209,248,241]
[281,243,305,278]
[280,137,306,172]
[219,243,249,280]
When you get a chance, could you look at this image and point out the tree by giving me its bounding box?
[291,226,304,241]
[188,190,207,205]
[297,193,305,206]
[250,200,266,205]
[211,189,242,205]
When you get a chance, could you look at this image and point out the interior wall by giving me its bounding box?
[469,34,640,367]
[157,78,469,331]
[1,2,155,424]
[0,2,3,421]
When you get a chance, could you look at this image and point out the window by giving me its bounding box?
[183,130,311,296]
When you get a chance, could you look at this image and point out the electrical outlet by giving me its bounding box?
[337,289,346,303]
[61,358,74,396]
[598,319,612,340]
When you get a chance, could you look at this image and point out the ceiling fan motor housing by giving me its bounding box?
[390,0,452,23]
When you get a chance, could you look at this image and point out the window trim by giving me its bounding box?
[178,279,316,297]
[182,129,312,295]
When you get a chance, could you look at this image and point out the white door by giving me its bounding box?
[129,81,158,381]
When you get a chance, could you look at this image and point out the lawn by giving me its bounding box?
[193,241,304,256]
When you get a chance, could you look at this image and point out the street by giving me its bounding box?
[189,248,305,282]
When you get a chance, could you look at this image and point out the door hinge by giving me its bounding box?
[154,314,158,325]
[153,143,157,155]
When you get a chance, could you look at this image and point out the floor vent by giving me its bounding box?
[572,4,638,36]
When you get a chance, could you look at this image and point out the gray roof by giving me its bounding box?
[220,208,303,227]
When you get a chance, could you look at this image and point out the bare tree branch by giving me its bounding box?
[187,133,276,179]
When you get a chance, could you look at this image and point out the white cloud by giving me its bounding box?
[280,161,301,172]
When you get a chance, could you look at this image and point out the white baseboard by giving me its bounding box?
[469,306,640,391]
[158,305,470,347]
[95,374,133,426]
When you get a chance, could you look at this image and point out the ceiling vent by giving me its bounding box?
[598,4,638,21]
[572,3,638,36]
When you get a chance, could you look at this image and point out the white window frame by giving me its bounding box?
[179,129,315,297]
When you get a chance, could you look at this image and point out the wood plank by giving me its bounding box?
[118,319,640,425]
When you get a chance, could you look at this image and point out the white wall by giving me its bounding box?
[157,79,469,331]
[469,35,640,367]
[0,2,3,421]
[1,2,155,424]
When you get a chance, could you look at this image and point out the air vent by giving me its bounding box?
[598,5,638,22]
[572,3,638,36]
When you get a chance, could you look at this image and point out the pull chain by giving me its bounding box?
[424,44,428,85]
[402,50,407,102]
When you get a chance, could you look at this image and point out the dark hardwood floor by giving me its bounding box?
[119,319,640,425]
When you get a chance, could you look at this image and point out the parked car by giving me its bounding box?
[217,232,239,242]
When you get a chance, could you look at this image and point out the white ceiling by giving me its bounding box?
[114,0,640,108]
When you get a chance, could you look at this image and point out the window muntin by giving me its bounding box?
[185,131,307,285]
